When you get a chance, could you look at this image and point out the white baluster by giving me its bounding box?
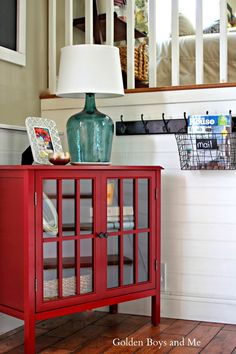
[65,0,73,46]
[127,0,135,89]
[195,0,203,84]
[171,0,179,86]
[220,0,228,82]
[48,0,57,94]
[85,0,93,44]
[148,0,157,87]
[106,0,114,45]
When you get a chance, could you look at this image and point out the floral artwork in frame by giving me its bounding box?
[25,117,63,164]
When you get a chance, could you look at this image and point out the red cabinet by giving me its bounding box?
[0,165,162,353]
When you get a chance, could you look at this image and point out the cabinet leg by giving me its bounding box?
[109,304,118,314]
[24,317,35,354]
[151,296,160,326]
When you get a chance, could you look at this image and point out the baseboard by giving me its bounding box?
[112,292,236,325]
[0,313,23,335]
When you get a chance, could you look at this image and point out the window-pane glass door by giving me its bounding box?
[41,178,94,304]
[37,171,156,310]
[106,176,152,291]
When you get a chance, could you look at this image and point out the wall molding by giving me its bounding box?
[0,314,23,335]
[0,124,26,131]
[161,291,236,306]
[41,87,236,111]
[115,292,236,324]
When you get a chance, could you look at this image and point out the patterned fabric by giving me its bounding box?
[114,0,148,35]
[135,0,148,35]
[114,0,126,7]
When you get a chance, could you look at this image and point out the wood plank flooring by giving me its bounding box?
[0,311,236,353]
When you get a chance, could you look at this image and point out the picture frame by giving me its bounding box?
[25,117,63,165]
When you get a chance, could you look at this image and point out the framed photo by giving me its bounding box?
[25,117,63,164]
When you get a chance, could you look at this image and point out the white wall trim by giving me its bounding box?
[0,314,23,335]
[161,291,236,306]
[161,293,236,324]
[42,87,236,111]
[0,124,26,131]
[0,0,26,66]
[115,292,236,324]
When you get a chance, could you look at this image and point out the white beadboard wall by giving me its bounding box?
[41,87,236,324]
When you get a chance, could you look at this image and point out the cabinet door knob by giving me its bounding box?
[97,232,104,238]
[97,232,108,239]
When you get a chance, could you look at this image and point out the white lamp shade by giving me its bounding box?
[56,44,124,98]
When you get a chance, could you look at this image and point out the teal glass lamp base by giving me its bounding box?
[67,93,114,163]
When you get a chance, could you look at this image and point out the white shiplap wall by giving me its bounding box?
[41,87,236,324]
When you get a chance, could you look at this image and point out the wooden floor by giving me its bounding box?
[0,311,236,353]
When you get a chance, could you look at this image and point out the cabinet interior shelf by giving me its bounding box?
[51,222,131,232]
[62,223,92,232]
[44,194,92,199]
[44,255,133,270]
[43,225,92,234]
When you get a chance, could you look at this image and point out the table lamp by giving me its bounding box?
[56,44,124,163]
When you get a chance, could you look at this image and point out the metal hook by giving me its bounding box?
[229,110,234,130]
[141,114,149,133]
[183,112,188,131]
[120,115,126,134]
[162,113,170,133]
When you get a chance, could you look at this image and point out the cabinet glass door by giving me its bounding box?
[106,177,152,290]
[41,178,94,304]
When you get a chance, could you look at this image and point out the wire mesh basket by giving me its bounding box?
[44,274,92,299]
[175,133,236,170]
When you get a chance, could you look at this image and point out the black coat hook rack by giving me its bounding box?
[116,113,189,135]
[116,112,236,136]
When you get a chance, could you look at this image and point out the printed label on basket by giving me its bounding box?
[196,138,218,149]
[188,115,232,134]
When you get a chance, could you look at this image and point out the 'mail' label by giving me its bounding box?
[196,138,218,150]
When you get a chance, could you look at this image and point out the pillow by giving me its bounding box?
[179,13,195,36]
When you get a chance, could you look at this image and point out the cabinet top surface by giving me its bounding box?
[0,165,163,171]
